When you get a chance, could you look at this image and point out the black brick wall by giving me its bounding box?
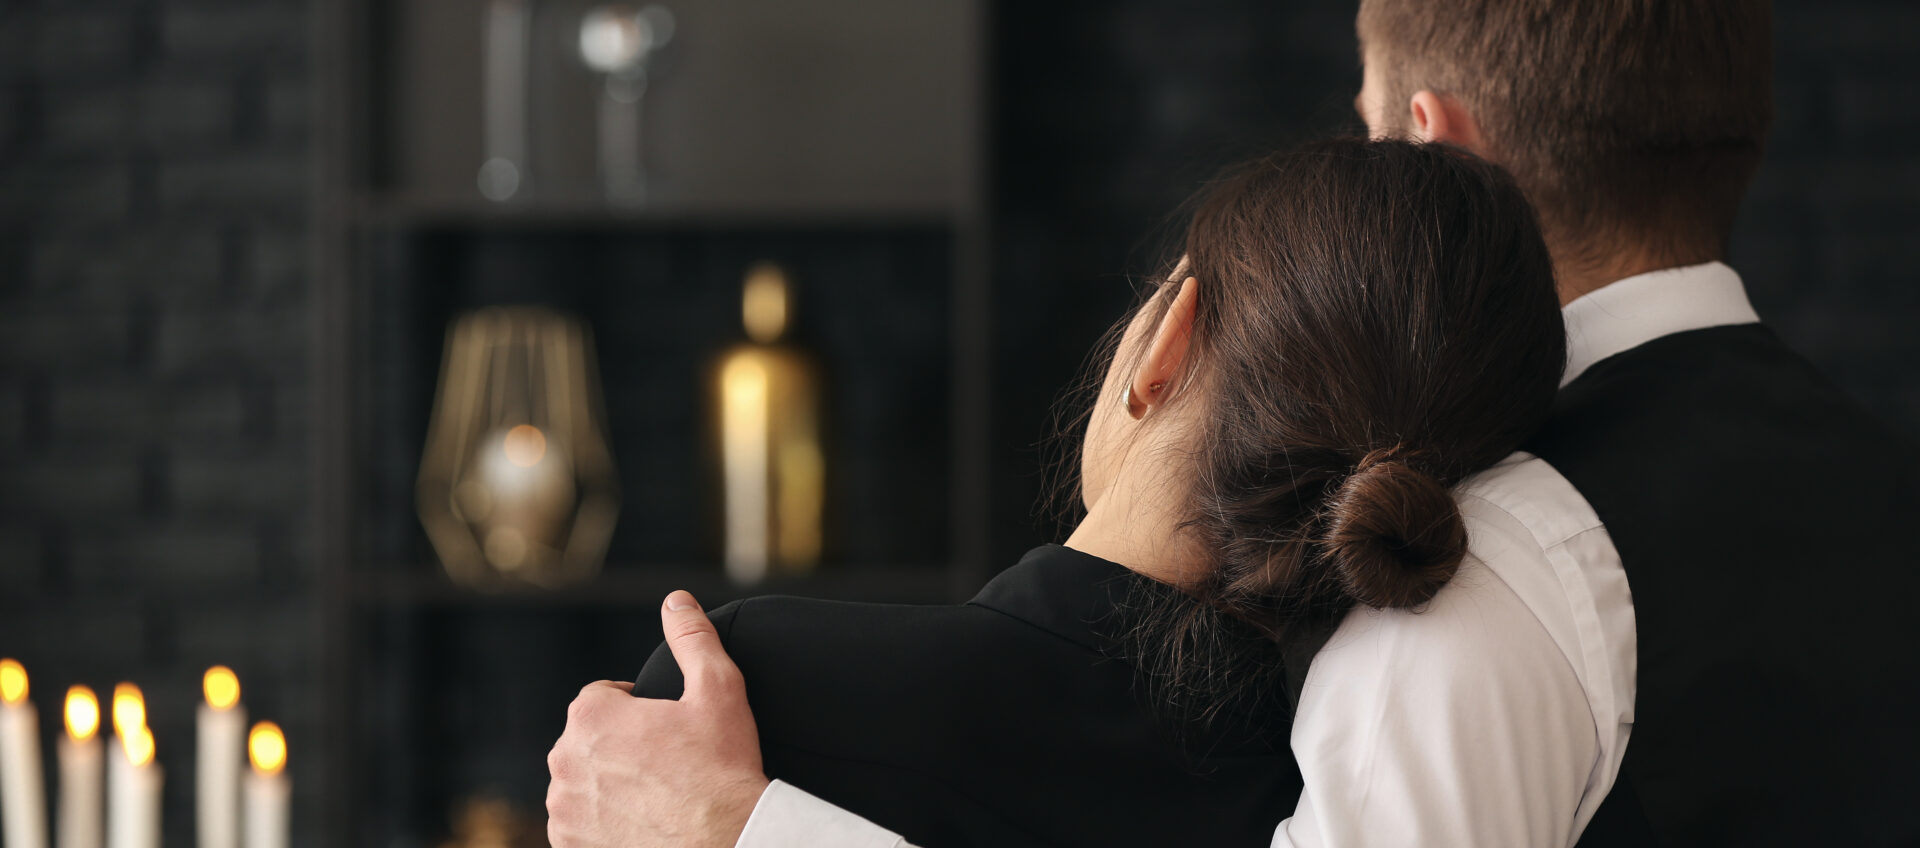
[0,1,317,846]
[1739,0,1920,434]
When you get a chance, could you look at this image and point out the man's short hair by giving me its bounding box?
[1359,0,1773,265]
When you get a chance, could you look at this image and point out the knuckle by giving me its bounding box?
[665,611,717,639]
[547,739,584,782]
[566,695,596,724]
[668,623,716,646]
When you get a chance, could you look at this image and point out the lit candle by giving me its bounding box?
[196,668,243,848]
[105,686,159,848]
[56,687,102,848]
[715,263,824,584]
[242,723,286,848]
[0,660,49,848]
[720,353,772,581]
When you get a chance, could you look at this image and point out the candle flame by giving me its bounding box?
[111,683,145,739]
[503,424,547,467]
[742,262,791,344]
[65,686,100,741]
[249,721,286,776]
[204,666,241,710]
[0,658,24,704]
[123,724,155,768]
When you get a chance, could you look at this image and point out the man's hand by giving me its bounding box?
[547,590,771,848]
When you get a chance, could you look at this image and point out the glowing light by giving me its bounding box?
[124,725,154,768]
[204,666,241,711]
[483,526,530,570]
[0,658,24,704]
[477,157,521,202]
[776,440,826,565]
[65,685,100,741]
[418,306,619,589]
[248,722,286,776]
[579,8,645,72]
[503,424,547,467]
[111,683,145,739]
[721,354,771,579]
[453,479,494,521]
[742,263,790,344]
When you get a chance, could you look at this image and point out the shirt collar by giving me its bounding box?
[1561,261,1761,387]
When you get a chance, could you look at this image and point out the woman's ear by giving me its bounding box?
[1132,276,1200,412]
[1408,90,1485,153]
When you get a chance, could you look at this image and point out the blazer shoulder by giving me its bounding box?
[727,595,1009,684]
[631,597,749,699]
[632,595,1009,701]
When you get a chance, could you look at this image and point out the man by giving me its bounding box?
[548,1,1920,845]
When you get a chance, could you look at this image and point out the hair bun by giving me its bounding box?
[1319,449,1467,609]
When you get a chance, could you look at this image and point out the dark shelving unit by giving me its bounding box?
[313,1,989,844]
[346,566,961,608]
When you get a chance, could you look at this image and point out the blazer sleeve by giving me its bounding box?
[628,597,915,848]
[632,598,748,700]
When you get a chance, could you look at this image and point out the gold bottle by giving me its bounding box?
[714,262,825,584]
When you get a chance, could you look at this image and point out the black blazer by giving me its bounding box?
[1527,325,1920,846]
[634,544,1301,847]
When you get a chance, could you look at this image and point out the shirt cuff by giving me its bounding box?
[735,779,915,848]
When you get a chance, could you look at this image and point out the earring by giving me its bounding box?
[1124,379,1166,420]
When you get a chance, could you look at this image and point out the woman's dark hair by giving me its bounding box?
[1086,137,1566,733]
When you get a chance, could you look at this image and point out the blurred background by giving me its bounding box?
[1,0,1915,845]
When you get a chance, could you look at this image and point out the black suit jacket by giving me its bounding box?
[635,544,1301,847]
[1527,325,1920,846]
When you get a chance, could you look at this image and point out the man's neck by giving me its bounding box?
[1550,242,1722,307]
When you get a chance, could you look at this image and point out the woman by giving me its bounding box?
[634,137,1566,846]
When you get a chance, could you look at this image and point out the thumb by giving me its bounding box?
[661,590,745,703]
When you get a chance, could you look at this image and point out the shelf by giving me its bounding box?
[345,192,963,232]
[316,0,992,841]
[347,564,968,609]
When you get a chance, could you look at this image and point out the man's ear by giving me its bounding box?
[1408,90,1486,153]
[1132,276,1199,410]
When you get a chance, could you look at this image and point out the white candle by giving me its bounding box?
[105,687,159,848]
[720,354,772,583]
[56,687,102,848]
[0,660,49,848]
[241,724,286,848]
[196,668,243,848]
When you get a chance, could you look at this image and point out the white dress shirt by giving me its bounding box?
[734,262,1761,848]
